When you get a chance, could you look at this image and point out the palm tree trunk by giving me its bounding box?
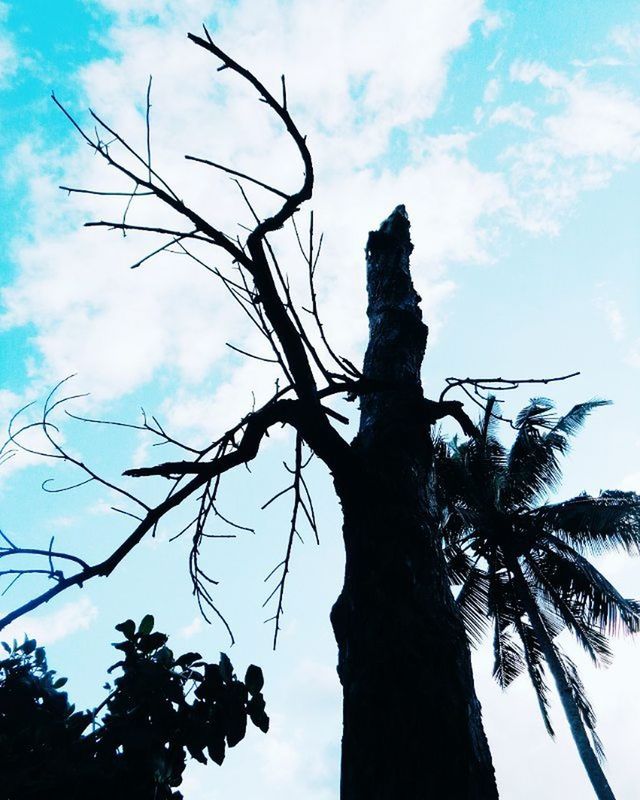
[507,556,616,800]
[330,207,498,799]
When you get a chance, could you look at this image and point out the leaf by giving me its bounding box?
[186,742,208,765]
[219,652,233,684]
[553,400,610,438]
[176,651,202,668]
[492,622,524,688]
[244,664,264,696]
[509,607,556,738]
[112,641,134,654]
[532,491,640,556]
[534,543,640,635]
[115,619,136,640]
[248,694,269,733]
[197,664,224,701]
[67,710,92,736]
[456,567,490,647]
[138,614,155,636]
[226,713,247,748]
[156,646,174,667]
[21,638,36,655]
[139,631,169,652]
[1,641,10,654]
[53,677,68,689]
[207,734,226,766]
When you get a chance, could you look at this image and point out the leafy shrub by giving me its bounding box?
[0,615,268,799]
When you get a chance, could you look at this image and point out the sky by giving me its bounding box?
[1,0,640,797]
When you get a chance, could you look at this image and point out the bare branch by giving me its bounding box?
[60,186,155,197]
[145,74,153,184]
[439,372,580,403]
[185,155,289,199]
[124,398,298,479]
[85,221,213,242]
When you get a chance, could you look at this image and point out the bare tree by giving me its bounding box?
[0,31,582,798]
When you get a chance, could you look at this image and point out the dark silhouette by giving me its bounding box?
[0,29,616,798]
[0,616,268,799]
[436,397,640,800]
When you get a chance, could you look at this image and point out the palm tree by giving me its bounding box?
[435,396,640,800]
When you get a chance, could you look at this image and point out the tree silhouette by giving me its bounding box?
[436,397,640,800]
[0,28,610,799]
[0,616,268,799]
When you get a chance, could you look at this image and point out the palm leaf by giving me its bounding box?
[535,541,640,635]
[525,554,613,666]
[456,564,491,647]
[505,426,565,509]
[557,651,605,761]
[492,618,524,688]
[488,559,524,687]
[505,399,609,511]
[512,612,555,736]
[531,490,640,556]
[514,397,557,429]
[552,399,611,438]
[444,544,474,584]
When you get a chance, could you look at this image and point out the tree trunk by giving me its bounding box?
[330,207,498,799]
[508,557,616,800]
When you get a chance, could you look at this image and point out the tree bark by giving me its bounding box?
[331,207,498,799]
[508,557,617,800]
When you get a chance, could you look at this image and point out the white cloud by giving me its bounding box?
[0,33,15,86]
[571,56,626,69]
[510,62,640,161]
[483,77,500,103]
[480,9,503,37]
[502,61,640,232]
[0,3,16,87]
[594,289,640,367]
[597,297,626,341]
[610,22,640,58]
[1,596,98,646]
[179,614,204,638]
[489,102,536,129]
[2,0,505,433]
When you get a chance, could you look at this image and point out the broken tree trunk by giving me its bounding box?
[331,206,498,799]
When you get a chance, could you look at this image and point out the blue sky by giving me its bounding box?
[1,1,640,798]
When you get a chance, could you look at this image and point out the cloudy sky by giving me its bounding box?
[1,1,640,798]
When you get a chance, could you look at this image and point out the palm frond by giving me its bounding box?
[505,427,564,510]
[505,399,609,511]
[492,618,524,688]
[557,651,605,761]
[512,612,555,737]
[531,490,640,556]
[535,541,640,635]
[525,554,613,666]
[552,399,611,438]
[444,543,475,584]
[488,559,525,686]
[456,564,491,647]
[514,397,556,429]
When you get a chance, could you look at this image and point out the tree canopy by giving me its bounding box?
[0,616,268,799]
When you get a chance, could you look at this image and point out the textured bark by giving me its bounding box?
[331,207,498,799]
[508,558,617,800]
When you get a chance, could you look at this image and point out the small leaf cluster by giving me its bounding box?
[0,636,94,798]
[0,616,268,799]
